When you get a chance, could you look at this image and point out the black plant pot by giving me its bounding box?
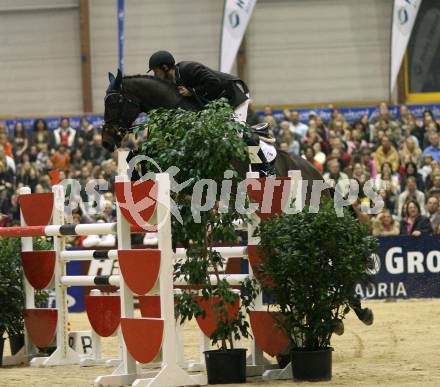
[291,347,332,382]
[9,334,25,356]
[204,348,247,384]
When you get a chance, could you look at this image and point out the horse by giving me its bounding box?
[103,69,373,327]
[103,70,327,202]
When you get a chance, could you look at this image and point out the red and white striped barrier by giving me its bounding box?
[60,249,119,261]
[0,223,152,238]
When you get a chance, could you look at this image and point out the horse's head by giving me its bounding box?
[103,69,141,151]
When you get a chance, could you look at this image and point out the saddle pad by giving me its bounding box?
[259,140,277,163]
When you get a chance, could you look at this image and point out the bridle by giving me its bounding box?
[102,90,141,150]
[103,76,193,150]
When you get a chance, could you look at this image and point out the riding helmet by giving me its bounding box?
[148,51,175,71]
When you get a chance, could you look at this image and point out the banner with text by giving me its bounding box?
[60,235,440,312]
[390,0,421,93]
[220,0,257,73]
[356,235,440,299]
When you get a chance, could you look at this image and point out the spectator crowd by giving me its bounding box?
[247,102,440,237]
[1,101,440,240]
[0,116,118,246]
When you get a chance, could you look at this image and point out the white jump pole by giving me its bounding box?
[60,276,121,287]
[60,250,119,261]
[2,187,35,367]
[115,149,138,381]
[96,150,205,386]
[259,169,303,381]
[131,174,206,387]
[31,184,81,367]
[245,170,303,376]
[20,187,35,361]
[245,171,266,374]
[95,150,141,385]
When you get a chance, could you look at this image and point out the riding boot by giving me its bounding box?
[255,149,276,177]
[243,132,276,178]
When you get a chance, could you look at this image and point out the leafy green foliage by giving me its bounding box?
[257,199,378,350]
[0,237,51,336]
[134,100,258,349]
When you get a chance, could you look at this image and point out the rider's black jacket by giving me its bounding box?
[176,61,249,108]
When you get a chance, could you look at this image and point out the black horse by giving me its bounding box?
[103,69,373,327]
[103,70,325,188]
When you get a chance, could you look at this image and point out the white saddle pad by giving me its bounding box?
[259,140,277,163]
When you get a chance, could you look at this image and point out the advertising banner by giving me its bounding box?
[390,0,421,92]
[220,0,257,73]
[64,236,440,312]
[356,235,440,299]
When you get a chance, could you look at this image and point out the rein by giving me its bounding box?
[104,76,199,149]
[104,88,142,132]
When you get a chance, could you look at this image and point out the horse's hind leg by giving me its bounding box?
[352,296,374,325]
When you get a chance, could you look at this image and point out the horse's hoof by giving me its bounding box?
[356,307,374,326]
[332,319,345,336]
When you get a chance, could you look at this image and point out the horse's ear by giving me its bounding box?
[107,72,117,93]
[114,69,123,89]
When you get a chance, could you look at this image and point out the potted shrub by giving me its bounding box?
[256,199,378,381]
[134,101,259,384]
[0,236,24,364]
[0,236,50,363]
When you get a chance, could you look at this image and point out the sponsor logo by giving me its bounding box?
[398,7,409,25]
[385,247,440,274]
[355,282,407,299]
[367,253,381,275]
[228,10,240,28]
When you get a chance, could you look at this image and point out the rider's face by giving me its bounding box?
[153,66,176,82]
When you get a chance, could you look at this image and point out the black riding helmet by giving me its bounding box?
[148,51,175,72]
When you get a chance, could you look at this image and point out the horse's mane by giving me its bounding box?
[120,73,200,111]
[123,74,152,79]
[123,74,174,86]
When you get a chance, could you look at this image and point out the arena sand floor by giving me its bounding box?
[2,299,440,387]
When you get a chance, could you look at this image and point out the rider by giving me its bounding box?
[147,50,275,176]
